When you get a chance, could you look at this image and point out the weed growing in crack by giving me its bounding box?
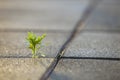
[26,32,46,58]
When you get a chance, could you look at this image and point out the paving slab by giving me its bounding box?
[64,32,120,58]
[84,0,120,31]
[0,0,89,31]
[0,32,69,57]
[49,59,120,80]
[0,58,53,80]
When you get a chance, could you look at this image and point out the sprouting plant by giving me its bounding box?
[26,32,46,58]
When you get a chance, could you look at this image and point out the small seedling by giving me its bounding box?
[26,32,46,58]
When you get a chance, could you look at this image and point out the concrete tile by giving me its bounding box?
[84,0,120,31]
[64,32,120,58]
[49,59,120,80]
[0,0,89,31]
[0,58,53,80]
[0,32,69,57]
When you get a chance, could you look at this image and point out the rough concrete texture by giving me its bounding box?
[0,32,69,57]
[0,0,89,31]
[64,32,120,58]
[84,0,120,31]
[0,0,120,80]
[0,58,53,80]
[49,59,120,80]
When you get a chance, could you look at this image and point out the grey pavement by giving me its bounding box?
[0,0,120,80]
[0,58,53,80]
[64,0,120,58]
[84,0,120,31]
[0,0,90,79]
[50,0,120,80]
[64,32,120,58]
[0,0,89,31]
[0,32,69,57]
[49,59,120,80]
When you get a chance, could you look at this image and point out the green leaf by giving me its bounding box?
[35,36,42,44]
[28,43,34,50]
[26,32,46,58]
[41,34,46,40]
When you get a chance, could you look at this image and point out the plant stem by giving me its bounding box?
[32,45,36,58]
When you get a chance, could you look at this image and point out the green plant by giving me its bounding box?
[26,32,46,58]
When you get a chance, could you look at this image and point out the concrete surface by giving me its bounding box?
[0,58,53,80]
[84,0,120,31]
[49,59,120,80]
[0,0,89,31]
[0,0,120,80]
[64,32,120,58]
[0,32,69,57]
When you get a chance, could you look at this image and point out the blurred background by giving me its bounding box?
[0,0,90,31]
